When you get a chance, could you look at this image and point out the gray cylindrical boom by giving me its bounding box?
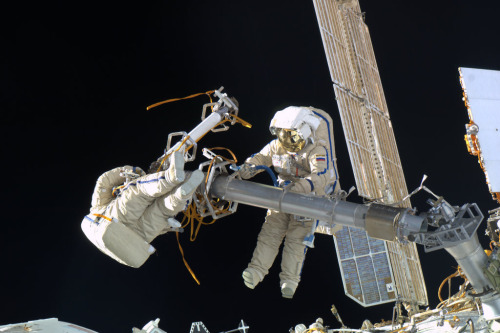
[209,175,422,241]
[210,175,366,228]
[209,174,500,320]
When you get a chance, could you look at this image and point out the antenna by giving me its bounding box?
[218,320,249,333]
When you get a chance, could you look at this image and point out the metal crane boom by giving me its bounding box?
[208,173,500,320]
[210,174,420,241]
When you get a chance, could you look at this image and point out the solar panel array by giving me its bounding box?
[334,226,396,306]
[460,67,500,203]
[312,0,428,307]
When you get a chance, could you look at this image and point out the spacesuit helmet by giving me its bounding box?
[270,106,321,152]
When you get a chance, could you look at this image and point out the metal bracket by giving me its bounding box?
[201,86,240,132]
[194,150,238,220]
[410,203,484,252]
[165,131,197,162]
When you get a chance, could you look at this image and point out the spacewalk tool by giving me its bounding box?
[150,87,244,171]
[82,88,246,268]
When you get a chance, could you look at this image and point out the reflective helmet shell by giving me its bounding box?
[277,128,306,152]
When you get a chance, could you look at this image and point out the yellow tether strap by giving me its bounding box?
[148,90,251,172]
[181,203,211,242]
[438,268,463,303]
[93,214,113,222]
[145,91,251,284]
[231,114,252,128]
[178,147,238,243]
[146,90,215,111]
[176,231,200,285]
[156,134,192,172]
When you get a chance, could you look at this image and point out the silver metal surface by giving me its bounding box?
[365,204,399,241]
[210,175,368,229]
[445,234,491,293]
[481,292,500,321]
[460,67,500,194]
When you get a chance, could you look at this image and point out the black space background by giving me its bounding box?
[3,1,500,332]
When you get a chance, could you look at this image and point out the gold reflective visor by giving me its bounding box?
[277,129,306,152]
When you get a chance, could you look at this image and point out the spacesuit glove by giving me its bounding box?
[280,179,310,193]
[133,166,146,177]
[120,166,146,180]
[289,179,311,194]
[238,163,257,179]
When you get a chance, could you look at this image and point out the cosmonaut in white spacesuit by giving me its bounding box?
[81,151,203,268]
[239,106,340,298]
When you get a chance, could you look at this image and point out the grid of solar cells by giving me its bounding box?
[357,256,380,304]
[334,225,396,306]
[341,259,362,301]
[373,252,393,301]
[351,227,370,256]
[336,226,354,260]
[369,237,386,253]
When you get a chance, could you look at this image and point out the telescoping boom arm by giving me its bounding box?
[205,173,500,320]
[152,87,245,169]
[209,174,425,242]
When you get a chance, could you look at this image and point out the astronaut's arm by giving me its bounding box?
[239,142,274,179]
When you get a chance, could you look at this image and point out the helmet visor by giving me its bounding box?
[277,129,305,152]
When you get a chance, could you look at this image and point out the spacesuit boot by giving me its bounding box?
[167,151,186,183]
[281,280,298,299]
[163,170,204,212]
[242,268,263,289]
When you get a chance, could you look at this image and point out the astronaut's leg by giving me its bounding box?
[133,150,186,197]
[279,218,312,298]
[108,151,187,227]
[135,170,204,243]
[243,211,289,289]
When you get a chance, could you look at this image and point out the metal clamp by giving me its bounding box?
[195,153,238,220]
[165,131,197,162]
[201,87,239,132]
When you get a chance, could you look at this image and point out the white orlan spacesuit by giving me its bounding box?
[239,106,340,298]
[81,151,203,268]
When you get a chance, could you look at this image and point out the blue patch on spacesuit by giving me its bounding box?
[312,111,338,193]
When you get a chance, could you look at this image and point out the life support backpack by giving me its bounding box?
[306,107,340,195]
